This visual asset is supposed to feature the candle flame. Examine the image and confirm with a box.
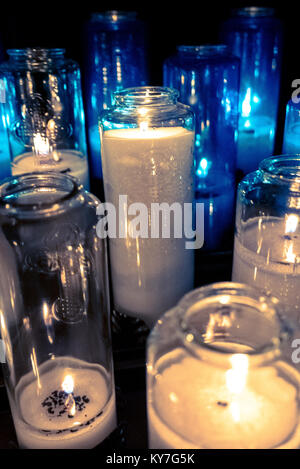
[139,121,149,132]
[285,214,299,234]
[33,133,50,155]
[62,374,74,394]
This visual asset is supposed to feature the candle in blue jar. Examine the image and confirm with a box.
[220,7,283,175]
[83,11,148,186]
[282,99,300,154]
[163,45,239,252]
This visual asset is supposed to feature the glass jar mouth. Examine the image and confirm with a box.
[177,44,229,57]
[0,172,81,218]
[114,86,179,107]
[233,6,275,17]
[259,155,300,187]
[177,282,287,367]
[7,48,66,62]
[91,10,137,22]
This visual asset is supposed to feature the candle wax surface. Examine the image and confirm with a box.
[232,217,300,321]
[9,357,116,449]
[148,348,300,449]
[101,126,195,326]
[12,150,90,190]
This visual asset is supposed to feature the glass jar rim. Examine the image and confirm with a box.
[0,172,82,218]
[91,10,137,22]
[114,86,179,107]
[259,155,300,187]
[7,48,66,60]
[232,6,275,17]
[175,282,288,367]
[177,44,229,56]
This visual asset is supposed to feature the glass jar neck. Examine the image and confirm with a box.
[233,6,275,17]
[177,44,229,58]
[7,48,66,66]
[0,173,82,219]
[259,155,300,189]
[114,86,179,108]
[177,282,287,368]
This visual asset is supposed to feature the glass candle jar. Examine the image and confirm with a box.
[99,86,195,327]
[282,99,300,154]
[163,45,239,252]
[147,282,300,449]
[0,173,116,449]
[0,48,90,189]
[83,11,148,187]
[232,155,300,323]
[221,7,283,175]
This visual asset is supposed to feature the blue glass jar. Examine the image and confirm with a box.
[282,99,300,154]
[83,11,148,187]
[221,7,283,175]
[0,48,90,189]
[164,45,239,252]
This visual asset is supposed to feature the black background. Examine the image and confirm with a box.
[0,0,299,152]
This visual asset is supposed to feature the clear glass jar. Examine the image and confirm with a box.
[0,48,90,189]
[282,99,300,154]
[163,45,239,252]
[0,173,116,448]
[147,282,300,449]
[83,11,148,186]
[99,86,195,327]
[221,7,283,175]
[232,155,300,323]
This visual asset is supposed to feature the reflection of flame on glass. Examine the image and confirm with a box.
[62,374,76,417]
[226,354,249,423]
[284,214,299,264]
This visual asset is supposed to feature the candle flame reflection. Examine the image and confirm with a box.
[284,214,299,264]
[226,354,249,423]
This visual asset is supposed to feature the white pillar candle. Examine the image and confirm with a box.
[101,126,195,326]
[8,357,117,449]
[11,150,90,190]
[148,348,300,449]
[232,216,300,322]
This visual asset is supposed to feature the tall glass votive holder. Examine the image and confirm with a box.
[0,173,116,449]
[282,99,300,154]
[83,11,148,190]
[221,7,283,176]
[99,86,195,328]
[163,45,239,253]
[0,48,90,189]
[147,282,300,449]
[232,155,300,324]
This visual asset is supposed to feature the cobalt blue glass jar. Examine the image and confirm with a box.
[221,7,283,175]
[164,45,239,252]
[83,11,148,190]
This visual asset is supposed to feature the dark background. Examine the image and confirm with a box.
[0,0,298,152]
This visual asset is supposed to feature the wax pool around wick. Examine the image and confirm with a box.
[9,356,116,449]
[148,348,300,449]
